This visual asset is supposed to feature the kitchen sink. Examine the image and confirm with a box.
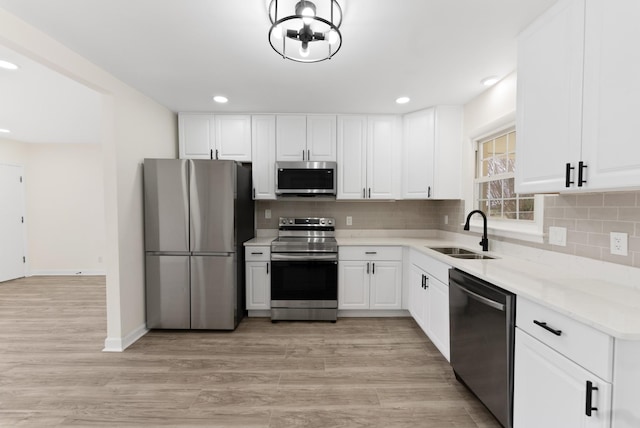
[428,247,497,260]
[429,247,477,255]
[448,253,496,260]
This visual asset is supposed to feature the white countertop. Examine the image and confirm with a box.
[244,233,640,340]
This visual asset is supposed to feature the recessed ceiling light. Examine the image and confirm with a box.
[213,95,228,104]
[481,76,499,87]
[396,96,410,104]
[0,60,19,70]
[0,128,11,133]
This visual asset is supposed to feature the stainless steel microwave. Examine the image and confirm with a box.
[275,161,337,196]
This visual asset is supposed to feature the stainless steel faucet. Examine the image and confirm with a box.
[463,210,489,252]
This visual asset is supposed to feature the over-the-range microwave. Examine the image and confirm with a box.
[275,161,337,196]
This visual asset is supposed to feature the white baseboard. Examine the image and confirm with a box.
[30,269,106,276]
[103,323,148,352]
[338,309,411,318]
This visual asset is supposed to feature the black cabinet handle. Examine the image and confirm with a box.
[363,188,366,198]
[253,188,256,199]
[533,320,562,336]
[372,262,375,275]
[210,149,214,160]
[585,381,598,416]
[421,274,425,289]
[215,149,219,159]
[366,262,370,274]
[368,188,371,198]
[266,262,269,275]
[365,251,377,255]
[251,252,263,255]
[578,161,587,187]
[428,186,431,198]
[565,163,575,188]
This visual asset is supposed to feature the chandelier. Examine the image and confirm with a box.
[267,0,344,63]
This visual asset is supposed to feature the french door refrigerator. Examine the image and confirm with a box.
[143,159,254,330]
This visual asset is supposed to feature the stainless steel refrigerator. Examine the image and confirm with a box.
[143,159,254,330]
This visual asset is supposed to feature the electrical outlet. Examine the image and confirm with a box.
[265,209,271,219]
[346,216,352,226]
[444,215,449,225]
[610,232,628,256]
[548,226,567,246]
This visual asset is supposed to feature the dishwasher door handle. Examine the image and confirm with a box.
[457,284,505,311]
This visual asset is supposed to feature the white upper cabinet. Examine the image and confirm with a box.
[178,114,215,159]
[251,115,276,200]
[307,115,337,161]
[215,115,252,162]
[178,113,251,161]
[276,115,336,162]
[402,106,462,199]
[581,0,640,190]
[516,0,640,193]
[337,115,401,200]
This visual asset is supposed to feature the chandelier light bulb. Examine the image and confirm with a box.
[299,44,310,58]
[327,29,339,45]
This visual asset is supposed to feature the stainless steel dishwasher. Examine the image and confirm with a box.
[449,268,516,428]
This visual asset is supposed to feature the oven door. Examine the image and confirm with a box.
[270,253,338,308]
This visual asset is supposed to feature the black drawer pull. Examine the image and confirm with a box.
[585,381,598,416]
[533,320,562,336]
[251,252,263,255]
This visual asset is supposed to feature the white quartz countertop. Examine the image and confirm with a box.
[244,235,640,340]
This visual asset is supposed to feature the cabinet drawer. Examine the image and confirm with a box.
[245,246,270,261]
[339,246,402,261]
[410,249,451,284]
[516,297,613,381]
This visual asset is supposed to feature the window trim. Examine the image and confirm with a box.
[465,112,544,244]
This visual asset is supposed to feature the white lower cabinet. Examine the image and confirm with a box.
[514,296,613,428]
[338,247,402,310]
[409,250,450,361]
[245,246,270,310]
[514,329,612,428]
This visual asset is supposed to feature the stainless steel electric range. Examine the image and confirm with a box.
[270,217,338,322]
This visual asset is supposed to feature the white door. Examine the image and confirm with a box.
[426,276,450,361]
[402,108,435,199]
[251,115,276,200]
[0,165,26,282]
[369,261,402,310]
[276,115,307,161]
[246,261,270,310]
[215,115,252,162]
[338,260,369,309]
[367,116,400,199]
[178,113,215,159]
[409,264,427,331]
[307,115,336,161]
[515,0,585,193]
[581,0,640,191]
[513,328,612,428]
[337,116,367,199]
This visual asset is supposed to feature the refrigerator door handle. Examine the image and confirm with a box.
[146,251,191,256]
[193,252,234,256]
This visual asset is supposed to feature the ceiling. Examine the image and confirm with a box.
[0,0,557,144]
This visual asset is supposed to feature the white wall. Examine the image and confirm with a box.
[461,71,517,209]
[25,143,105,274]
[1,139,105,274]
[0,9,177,351]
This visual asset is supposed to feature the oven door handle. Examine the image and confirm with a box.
[271,253,338,261]
[455,283,505,312]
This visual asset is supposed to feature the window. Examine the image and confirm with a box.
[476,129,535,222]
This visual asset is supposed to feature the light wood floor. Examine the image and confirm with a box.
[0,276,501,427]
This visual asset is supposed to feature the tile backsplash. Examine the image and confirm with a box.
[435,191,640,268]
[256,200,439,230]
[257,191,640,268]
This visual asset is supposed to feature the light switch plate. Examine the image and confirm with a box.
[610,232,628,256]
[548,226,567,246]
[346,216,353,226]
[265,209,271,219]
